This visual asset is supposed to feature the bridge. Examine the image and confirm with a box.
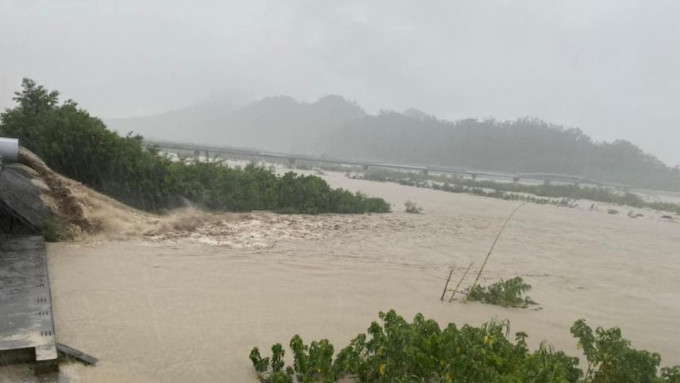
[145,139,430,173]
[145,139,630,190]
[514,173,629,189]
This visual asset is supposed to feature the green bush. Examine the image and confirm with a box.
[571,319,668,383]
[250,310,678,383]
[0,79,390,215]
[466,276,537,308]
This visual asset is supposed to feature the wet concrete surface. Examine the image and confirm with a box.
[0,165,50,232]
[0,235,57,371]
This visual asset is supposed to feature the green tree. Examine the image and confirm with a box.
[0,79,390,215]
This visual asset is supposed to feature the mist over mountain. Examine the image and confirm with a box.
[106,93,249,142]
[106,96,680,191]
[107,94,366,153]
[401,108,437,121]
[329,113,680,190]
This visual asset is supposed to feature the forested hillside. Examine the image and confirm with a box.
[328,112,680,191]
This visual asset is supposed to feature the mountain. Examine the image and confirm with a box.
[198,95,366,153]
[106,93,248,143]
[106,94,366,153]
[402,108,437,121]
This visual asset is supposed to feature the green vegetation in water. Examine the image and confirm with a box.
[354,168,680,215]
[404,200,423,214]
[0,79,390,215]
[466,276,536,308]
[249,310,680,383]
[41,216,66,242]
[356,169,576,208]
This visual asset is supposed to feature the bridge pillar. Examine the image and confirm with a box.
[470,173,477,180]
[288,157,296,168]
[513,176,520,183]
[422,168,429,176]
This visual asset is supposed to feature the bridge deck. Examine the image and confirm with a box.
[147,139,631,190]
[0,235,58,371]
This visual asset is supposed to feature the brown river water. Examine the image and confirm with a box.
[2,172,679,382]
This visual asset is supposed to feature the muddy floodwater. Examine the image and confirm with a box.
[3,172,680,382]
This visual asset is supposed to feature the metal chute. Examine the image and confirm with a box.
[0,137,19,165]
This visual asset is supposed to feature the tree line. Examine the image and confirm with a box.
[325,112,680,191]
[0,79,390,214]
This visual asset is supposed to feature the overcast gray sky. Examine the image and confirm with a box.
[1,0,679,165]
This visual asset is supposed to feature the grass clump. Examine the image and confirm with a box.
[250,310,680,383]
[404,200,423,214]
[466,276,536,308]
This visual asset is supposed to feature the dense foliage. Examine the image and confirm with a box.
[330,112,680,191]
[250,310,679,383]
[466,277,537,308]
[571,320,680,383]
[0,79,390,214]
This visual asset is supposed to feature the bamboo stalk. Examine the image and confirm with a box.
[440,265,455,301]
[449,262,474,302]
[463,203,525,303]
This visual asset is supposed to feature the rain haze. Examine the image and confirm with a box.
[1,0,679,165]
[2,2,680,383]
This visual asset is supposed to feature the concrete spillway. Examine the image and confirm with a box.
[0,235,58,372]
[0,164,51,233]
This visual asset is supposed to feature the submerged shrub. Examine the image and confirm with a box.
[404,200,423,214]
[466,277,536,308]
[357,168,680,215]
